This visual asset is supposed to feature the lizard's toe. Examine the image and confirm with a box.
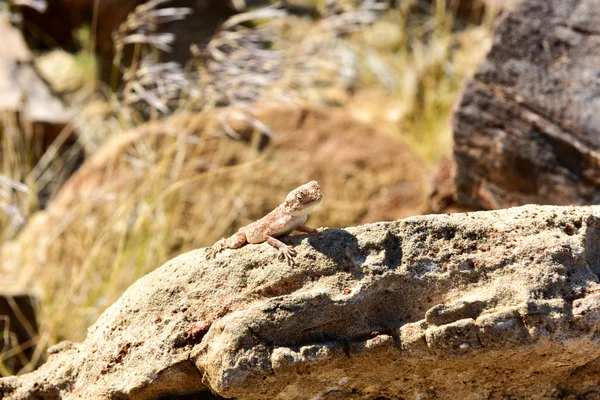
[206,245,222,259]
[286,256,295,267]
[278,246,296,265]
[283,251,295,266]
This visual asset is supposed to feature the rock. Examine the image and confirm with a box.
[0,295,39,375]
[453,0,600,210]
[428,155,471,214]
[262,106,431,224]
[0,12,31,62]
[0,14,72,124]
[0,61,73,124]
[34,50,89,95]
[3,205,600,398]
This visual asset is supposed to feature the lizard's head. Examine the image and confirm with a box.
[283,181,323,216]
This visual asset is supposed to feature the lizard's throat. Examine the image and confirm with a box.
[285,200,321,215]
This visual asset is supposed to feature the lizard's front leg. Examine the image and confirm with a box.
[206,231,247,259]
[295,225,324,234]
[264,235,297,266]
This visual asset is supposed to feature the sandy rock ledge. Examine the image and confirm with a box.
[3,205,600,399]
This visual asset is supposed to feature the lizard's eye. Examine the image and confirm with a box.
[296,193,304,201]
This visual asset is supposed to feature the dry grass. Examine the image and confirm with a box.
[0,0,496,376]
[345,0,496,161]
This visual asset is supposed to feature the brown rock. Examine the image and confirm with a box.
[3,205,600,398]
[453,0,600,210]
[261,106,431,224]
[428,155,471,214]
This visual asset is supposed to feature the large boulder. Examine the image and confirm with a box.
[453,0,600,210]
[2,205,600,398]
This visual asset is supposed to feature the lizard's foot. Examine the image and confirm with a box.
[206,243,223,259]
[277,245,297,266]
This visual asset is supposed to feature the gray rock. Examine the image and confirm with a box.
[0,13,72,124]
[453,0,600,209]
[3,205,600,399]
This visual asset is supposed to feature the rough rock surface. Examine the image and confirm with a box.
[3,205,600,399]
[453,0,600,210]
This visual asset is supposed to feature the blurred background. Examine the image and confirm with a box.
[0,0,513,376]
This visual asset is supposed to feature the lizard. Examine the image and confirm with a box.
[206,181,324,265]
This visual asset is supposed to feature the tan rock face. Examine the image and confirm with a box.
[453,0,600,210]
[3,205,600,399]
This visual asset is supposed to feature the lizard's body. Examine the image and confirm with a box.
[207,181,323,265]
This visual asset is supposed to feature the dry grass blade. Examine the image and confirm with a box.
[0,175,30,238]
[221,5,287,30]
[323,0,388,34]
[121,59,198,120]
[202,23,286,108]
[121,32,176,52]
[111,0,193,88]
[0,175,29,194]
[8,0,47,12]
[118,0,192,34]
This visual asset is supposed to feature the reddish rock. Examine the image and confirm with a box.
[428,156,471,214]
[453,0,600,210]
